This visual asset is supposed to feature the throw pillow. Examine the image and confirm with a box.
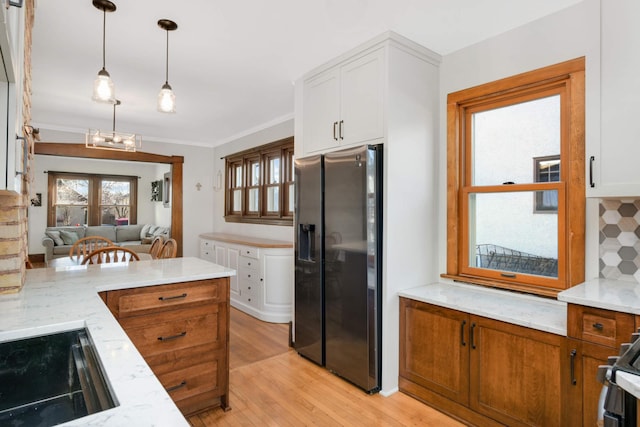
[45,230,64,246]
[59,230,79,245]
[140,224,152,240]
[141,237,153,244]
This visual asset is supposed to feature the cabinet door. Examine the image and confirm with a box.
[302,68,340,155]
[0,4,23,194]
[226,246,240,298]
[589,0,640,196]
[262,251,293,313]
[340,48,384,146]
[399,298,470,404]
[470,316,568,427]
[566,339,614,427]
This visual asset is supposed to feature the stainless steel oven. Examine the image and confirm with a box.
[599,335,640,427]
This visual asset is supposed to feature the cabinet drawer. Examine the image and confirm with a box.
[157,356,225,409]
[123,306,223,358]
[239,247,259,259]
[238,267,260,285]
[107,279,227,318]
[567,304,635,347]
[238,256,259,271]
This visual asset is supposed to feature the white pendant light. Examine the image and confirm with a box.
[157,19,178,113]
[92,0,116,103]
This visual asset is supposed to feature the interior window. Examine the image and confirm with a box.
[224,136,293,225]
[48,172,137,227]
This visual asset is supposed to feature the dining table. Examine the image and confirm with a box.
[47,252,152,268]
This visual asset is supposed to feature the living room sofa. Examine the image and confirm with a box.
[42,224,170,261]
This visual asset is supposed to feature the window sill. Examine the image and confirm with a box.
[224,215,292,227]
[440,273,561,299]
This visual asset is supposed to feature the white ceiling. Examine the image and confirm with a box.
[29,0,583,148]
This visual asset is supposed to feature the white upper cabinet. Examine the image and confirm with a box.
[0,3,24,194]
[588,0,640,197]
[296,32,440,159]
[301,48,384,155]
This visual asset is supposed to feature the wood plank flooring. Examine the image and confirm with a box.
[188,308,463,426]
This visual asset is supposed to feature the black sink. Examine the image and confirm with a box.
[0,328,117,426]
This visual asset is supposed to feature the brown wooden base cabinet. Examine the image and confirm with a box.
[566,304,636,427]
[101,278,230,416]
[399,297,575,427]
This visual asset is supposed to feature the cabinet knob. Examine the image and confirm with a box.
[248,286,251,290]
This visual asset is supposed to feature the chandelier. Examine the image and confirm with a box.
[86,100,141,152]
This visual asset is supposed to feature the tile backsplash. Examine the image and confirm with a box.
[600,199,640,282]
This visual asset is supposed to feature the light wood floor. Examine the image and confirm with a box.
[188,308,464,427]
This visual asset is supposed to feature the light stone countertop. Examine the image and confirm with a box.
[557,278,640,314]
[398,281,567,335]
[199,232,293,248]
[616,372,640,399]
[0,257,236,427]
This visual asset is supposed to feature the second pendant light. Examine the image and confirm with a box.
[157,19,178,113]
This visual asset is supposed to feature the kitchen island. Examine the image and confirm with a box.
[0,257,235,426]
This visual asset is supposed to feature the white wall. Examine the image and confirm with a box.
[28,129,216,258]
[437,0,601,276]
[212,118,295,242]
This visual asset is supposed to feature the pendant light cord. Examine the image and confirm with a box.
[102,8,106,69]
[112,100,120,132]
[165,29,169,84]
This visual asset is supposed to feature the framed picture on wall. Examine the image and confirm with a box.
[151,180,163,202]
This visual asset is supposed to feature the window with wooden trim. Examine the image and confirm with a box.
[224,136,294,226]
[444,58,585,297]
[47,172,138,227]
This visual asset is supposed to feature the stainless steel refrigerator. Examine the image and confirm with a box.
[294,144,382,393]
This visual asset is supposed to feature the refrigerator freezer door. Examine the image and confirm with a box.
[294,155,324,366]
[324,144,381,392]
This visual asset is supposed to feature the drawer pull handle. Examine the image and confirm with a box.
[158,331,187,341]
[158,293,187,301]
[470,323,477,349]
[166,381,187,392]
[593,322,604,331]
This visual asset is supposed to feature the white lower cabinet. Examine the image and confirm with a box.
[199,234,293,323]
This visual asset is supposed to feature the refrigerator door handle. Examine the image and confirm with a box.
[298,223,316,262]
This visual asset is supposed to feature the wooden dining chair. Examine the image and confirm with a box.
[81,246,141,265]
[70,236,114,261]
[157,238,177,259]
[149,235,165,259]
